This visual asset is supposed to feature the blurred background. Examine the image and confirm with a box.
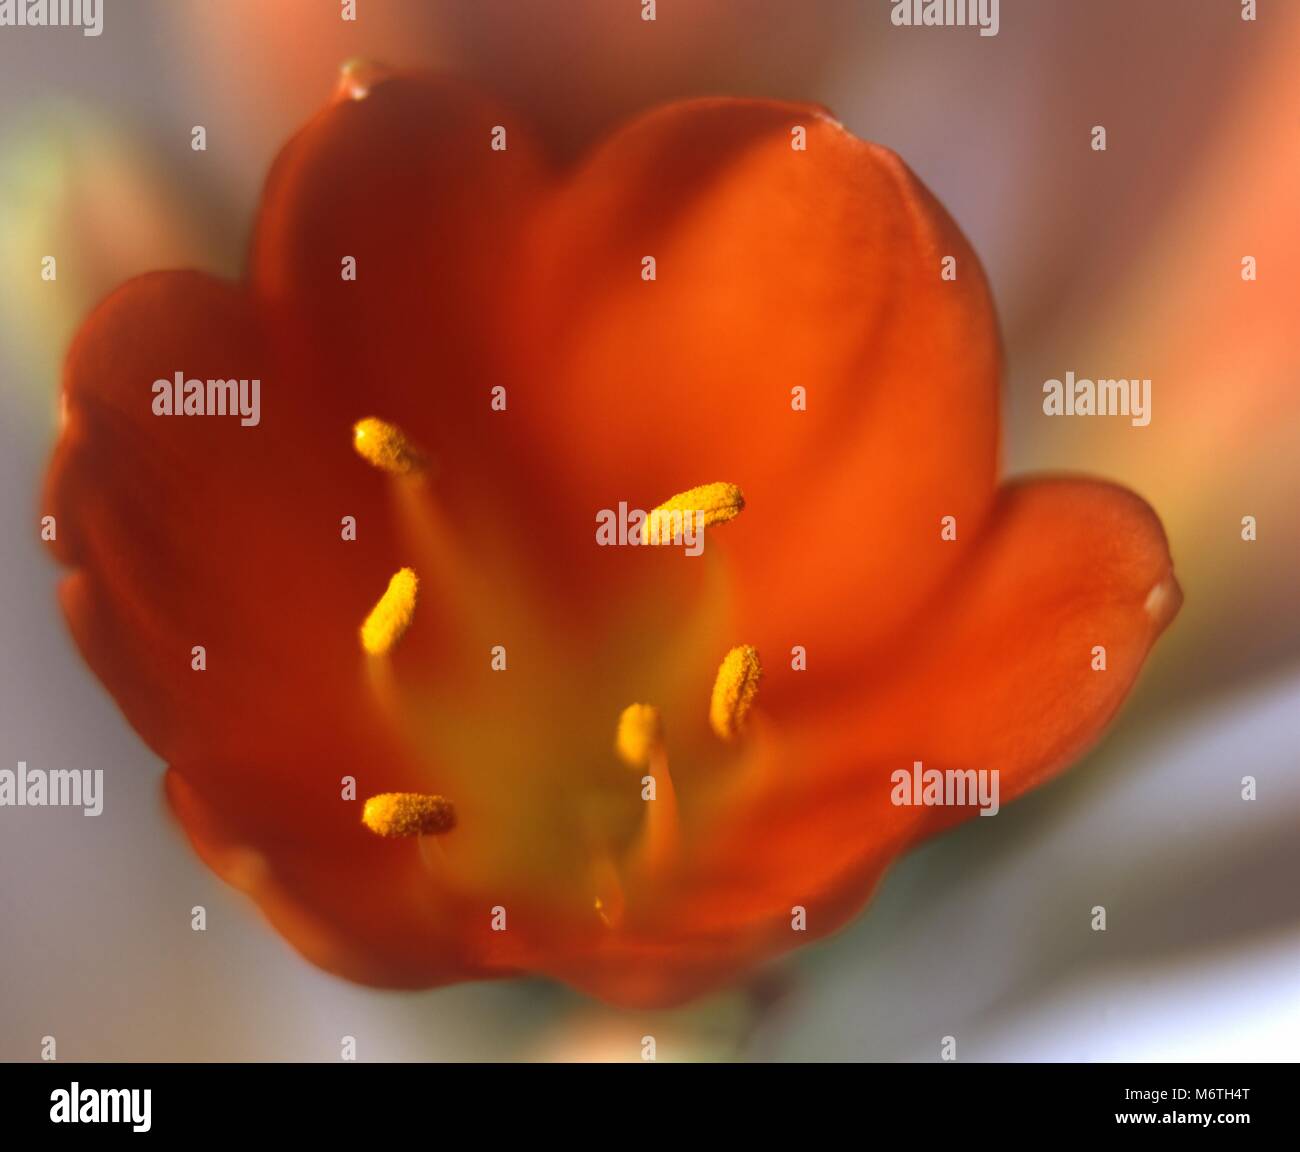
[1,0,1297,1060]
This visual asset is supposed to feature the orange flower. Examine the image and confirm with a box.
[43,72,1180,1007]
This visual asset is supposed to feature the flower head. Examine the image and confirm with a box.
[43,71,1179,1006]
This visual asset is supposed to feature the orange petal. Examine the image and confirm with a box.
[246,72,599,622]
[840,476,1181,811]
[535,477,1179,1005]
[43,271,421,806]
[512,98,1002,670]
[249,72,552,506]
[164,770,490,989]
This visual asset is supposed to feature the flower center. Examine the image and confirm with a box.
[347,416,761,925]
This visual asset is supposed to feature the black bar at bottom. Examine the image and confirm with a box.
[0,1060,1287,1139]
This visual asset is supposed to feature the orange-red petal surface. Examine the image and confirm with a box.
[524,478,1179,1004]
[512,98,1002,672]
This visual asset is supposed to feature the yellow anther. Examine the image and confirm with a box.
[352,417,425,475]
[615,704,663,768]
[615,703,680,877]
[642,482,745,545]
[360,567,418,655]
[362,792,456,838]
[709,645,762,740]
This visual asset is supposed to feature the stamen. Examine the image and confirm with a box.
[352,417,425,475]
[592,854,626,929]
[361,792,456,838]
[642,482,745,545]
[615,703,663,768]
[615,703,679,877]
[360,567,418,655]
[709,644,762,740]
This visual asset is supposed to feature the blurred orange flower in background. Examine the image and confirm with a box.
[43,73,1179,1006]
